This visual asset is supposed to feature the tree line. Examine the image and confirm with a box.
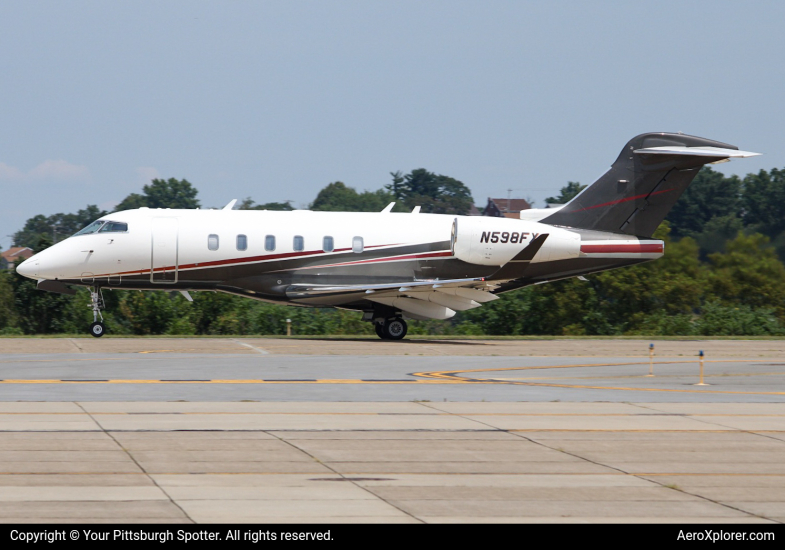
[2,167,785,336]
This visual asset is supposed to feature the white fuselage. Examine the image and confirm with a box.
[16,207,663,317]
[17,208,591,282]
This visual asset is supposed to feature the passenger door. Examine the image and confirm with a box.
[151,217,179,283]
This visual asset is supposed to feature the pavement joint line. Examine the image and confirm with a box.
[4,412,785,417]
[231,339,269,355]
[265,430,424,524]
[671,408,785,447]
[500,407,772,522]
[2,469,785,476]
[67,339,84,353]
[73,401,195,524]
[418,401,698,509]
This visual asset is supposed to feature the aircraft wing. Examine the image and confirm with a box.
[287,277,499,300]
[287,277,499,320]
[286,236,549,320]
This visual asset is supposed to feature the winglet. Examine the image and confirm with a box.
[381,202,395,213]
[223,199,238,211]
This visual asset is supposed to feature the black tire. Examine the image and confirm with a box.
[90,322,105,338]
[383,318,407,340]
[375,323,387,339]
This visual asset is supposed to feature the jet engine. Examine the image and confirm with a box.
[451,216,580,266]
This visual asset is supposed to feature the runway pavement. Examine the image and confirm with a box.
[0,337,783,523]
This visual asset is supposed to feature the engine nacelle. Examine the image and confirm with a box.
[452,216,580,266]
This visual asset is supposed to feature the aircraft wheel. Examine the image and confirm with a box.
[90,322,106,338]
[375,323,387,339]
[383,318,407,341]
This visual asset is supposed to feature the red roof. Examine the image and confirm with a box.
[1,247,34,262]
[489,198,532,212]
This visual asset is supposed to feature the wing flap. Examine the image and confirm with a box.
[286,276,499,318]
[367,296,456,319]
[286,277,493,298]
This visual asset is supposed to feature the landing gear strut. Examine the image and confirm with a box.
[375,318,407,340]
[89,287,106,338]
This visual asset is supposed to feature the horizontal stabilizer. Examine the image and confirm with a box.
[634,146,760,160]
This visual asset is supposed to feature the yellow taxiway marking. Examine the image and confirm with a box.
[487,380,785,396]
[0,379,470,384]
[494,372,785,381]
[0,359,782,395]
[412,359,769,379]
[412,360,785,396]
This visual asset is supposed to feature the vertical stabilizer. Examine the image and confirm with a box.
[540,133,759,238]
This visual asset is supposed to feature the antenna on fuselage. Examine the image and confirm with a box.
[222,199,238,210]
[381,202,395,213]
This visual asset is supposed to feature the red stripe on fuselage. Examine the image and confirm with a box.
[581,243,663,254]
[88,243,410,278]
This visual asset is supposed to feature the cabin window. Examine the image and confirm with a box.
[237,234,247,251]
[323,236,334,252]
[293,235,304,252]
[99,221,128,233]
[352,236,364,253]
[265,235,276,252]
[208,234,219,251]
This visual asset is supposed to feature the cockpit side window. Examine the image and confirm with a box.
[99,222,128,233]
[73,220,105,236]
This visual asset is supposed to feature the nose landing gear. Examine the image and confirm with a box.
[89,287,106,338]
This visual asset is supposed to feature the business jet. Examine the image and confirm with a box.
[16,132,759,339]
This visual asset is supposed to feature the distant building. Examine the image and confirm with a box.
[484,197,532,218]
[1,247,34,271]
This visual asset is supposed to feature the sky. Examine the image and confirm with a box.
[1,1,783,247]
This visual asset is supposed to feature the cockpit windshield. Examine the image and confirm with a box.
[99,221,128,233]
[73,220,105,236]
[73,220,129,237]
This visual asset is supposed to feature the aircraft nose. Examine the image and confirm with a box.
[15,258,37,279]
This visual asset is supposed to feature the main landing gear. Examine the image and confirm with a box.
[375,318,408,340]
[89,287,106,338]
